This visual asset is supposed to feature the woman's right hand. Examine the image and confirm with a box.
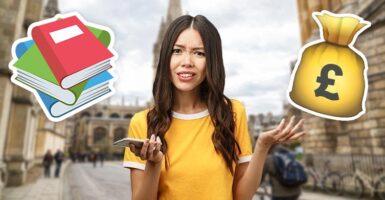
[129,134,163,164]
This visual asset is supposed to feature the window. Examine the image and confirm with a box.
[110,113,120,118]
[93,127,107,144]
[124,113,133,119]
[80,112,91,118]
[113,127,126,142]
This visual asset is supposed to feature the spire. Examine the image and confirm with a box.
[152,0,183,74]
[166,0,182,22]
[44,0,60,18]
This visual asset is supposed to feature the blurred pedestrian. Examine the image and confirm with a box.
[43,150,53,178]
[69,149,76,162]
[263,144,305,200]
[98,151,105,167]
[91,151,97,168]
[54,149,64,178]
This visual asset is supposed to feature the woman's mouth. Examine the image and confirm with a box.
[177,72,195,81]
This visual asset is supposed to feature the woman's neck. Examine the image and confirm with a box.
[173,89,206,114]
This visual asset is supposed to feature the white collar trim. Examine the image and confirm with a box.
[172,109,209,120]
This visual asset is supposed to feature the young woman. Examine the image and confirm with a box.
[123,15,305,200]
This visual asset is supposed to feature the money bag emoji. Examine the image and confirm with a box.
[288,10,371,121]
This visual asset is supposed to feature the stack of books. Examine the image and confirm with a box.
[10,14,116,121]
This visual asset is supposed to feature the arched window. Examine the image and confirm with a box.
[93,127,107,144]
[110,113,120,118]
[95,112,103,117]
[114,127,126,142]
[80,112,91,118]
[124,113,133,119]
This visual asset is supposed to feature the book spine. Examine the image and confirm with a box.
[32,26,66,87]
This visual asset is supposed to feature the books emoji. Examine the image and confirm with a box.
[32,15,113,89]
[13,26,111,105]
[9,12,117,122]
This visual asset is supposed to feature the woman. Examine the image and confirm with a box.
[43,150,53,178]
[123,15,305,200]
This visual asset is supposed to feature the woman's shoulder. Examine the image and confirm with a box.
[130,109,150,125]
[229,99,246,113]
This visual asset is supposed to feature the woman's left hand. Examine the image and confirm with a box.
[258,116,305,148]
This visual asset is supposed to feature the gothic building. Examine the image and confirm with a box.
[72,0,183,159]
[0,0,68,194]
[152,0,182,74]
[72,102,145,159]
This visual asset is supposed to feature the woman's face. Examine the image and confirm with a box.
[169,28,206,93]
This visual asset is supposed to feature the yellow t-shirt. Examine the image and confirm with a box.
[123,99,252,200]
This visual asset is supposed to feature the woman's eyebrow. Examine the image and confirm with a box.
[173,44,204,51]
[193,47,205,51]
[174,44,185,48]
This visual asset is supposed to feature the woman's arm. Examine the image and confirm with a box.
[129,135,163,200]
[234,116,305,200]
[131,162,162,200]
[233,139,272,200]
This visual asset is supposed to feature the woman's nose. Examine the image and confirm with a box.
[181,53,193,67]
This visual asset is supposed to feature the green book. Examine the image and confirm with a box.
[13,26,111,105]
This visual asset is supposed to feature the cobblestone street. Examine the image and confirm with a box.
[2,161,366,200]
[64,162,131,200]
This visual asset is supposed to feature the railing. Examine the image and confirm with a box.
[303,154,385,176]
[303,154,385,199]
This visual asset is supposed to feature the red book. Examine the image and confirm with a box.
[32,15,113,89]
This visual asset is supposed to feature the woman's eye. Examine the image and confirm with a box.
[195,51,205,57]
[172,49,182,54]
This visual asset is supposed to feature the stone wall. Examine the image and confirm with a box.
[295,0,385,176]
[0,0,29,189]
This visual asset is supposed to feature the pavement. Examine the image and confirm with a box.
[2,161,365,200]
[253,190,362,200]
[299,192,362,200]
[2,160,70,200]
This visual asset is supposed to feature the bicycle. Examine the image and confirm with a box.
[341,161,385,200]
[305,160,343,195]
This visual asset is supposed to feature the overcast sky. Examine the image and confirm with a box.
[59,0,302,115]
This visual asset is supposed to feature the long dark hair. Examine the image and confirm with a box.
[147,15,241,174]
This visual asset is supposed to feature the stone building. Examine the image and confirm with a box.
[72,102,145,159]
[71,0,183,159]
[294,0,385,172]
[0,0,69,192]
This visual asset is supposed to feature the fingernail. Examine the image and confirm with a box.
[151,134,155,140]
[156,136,161,144]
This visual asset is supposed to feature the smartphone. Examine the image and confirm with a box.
[113,138,145,148]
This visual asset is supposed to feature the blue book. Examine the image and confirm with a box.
[37,71,112,117]
[15,40,34,58]
[15,39,114,119]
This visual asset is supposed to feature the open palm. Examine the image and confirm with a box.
[258,116,305,147]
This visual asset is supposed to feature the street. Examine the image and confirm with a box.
[64,162,360,200]
[64,162,132,200]
[3,161,362,200]
[65,161,269,200]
